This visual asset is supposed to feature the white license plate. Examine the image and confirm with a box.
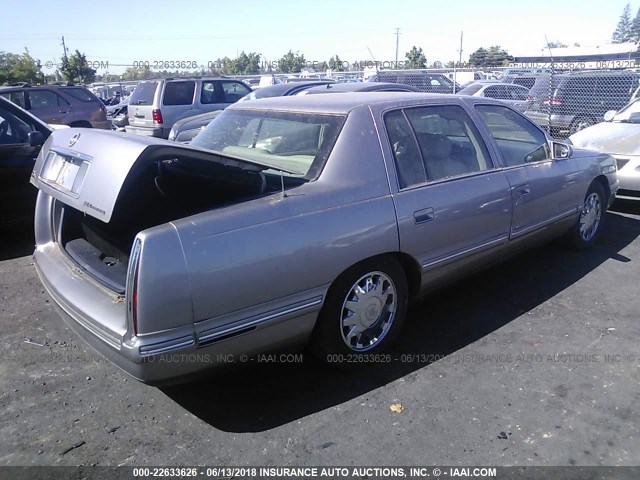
[41,153,84,194]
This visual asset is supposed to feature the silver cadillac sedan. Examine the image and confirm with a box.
[31,93,618,384]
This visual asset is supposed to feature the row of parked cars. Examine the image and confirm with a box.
[0,71,636,385]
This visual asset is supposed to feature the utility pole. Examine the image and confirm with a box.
[395,28,400,68]
[61,36,68,61]
[453,31,463,93]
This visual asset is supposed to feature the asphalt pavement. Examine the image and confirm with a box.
[1,202,639,467]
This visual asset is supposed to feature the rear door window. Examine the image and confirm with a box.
[163,81,195,106]
[27,90,69,110]
[129,81,158,105]
[0,91,27,109]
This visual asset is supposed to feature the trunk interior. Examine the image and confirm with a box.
[59,155,301,293]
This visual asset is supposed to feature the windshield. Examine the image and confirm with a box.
[612,98,640,122]
[190,109,346,178]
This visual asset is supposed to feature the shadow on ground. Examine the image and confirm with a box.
[163,210,640,432]
[0,224,34,262]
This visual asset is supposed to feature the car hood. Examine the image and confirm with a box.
[569,121,640,156]
[173,110,222,131]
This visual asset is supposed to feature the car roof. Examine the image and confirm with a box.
[253,81,331,96]
[305,82,420,93]
[228,92,502,114]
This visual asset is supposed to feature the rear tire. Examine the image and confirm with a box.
[567,181,606,249]
[310,257,408,369]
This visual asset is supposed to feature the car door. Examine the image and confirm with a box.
[220,80,252,104]
[474,104,582,239]
[0,101,47,224]
[383,103,512,274]
[26,89,72,125]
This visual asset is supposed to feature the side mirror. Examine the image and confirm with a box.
[603,110,617,122]
[28,131,45,147]
[550,141,572,160]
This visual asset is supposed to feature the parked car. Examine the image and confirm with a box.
[107,97,130,131]
[0,84,110,130]
[502,73,543,90]
[303,82,420,94]
[570,98,640,201]
[167,81,333,143]
[0,97,52,227]
[524,71,640,136]
[31,93,617,384]
[373,71,459,93]
[458,82,530,111]
[126,77,252,138]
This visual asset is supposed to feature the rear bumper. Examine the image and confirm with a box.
[34,241,317,385]
[524,111,574,131]
[125,125,167,138]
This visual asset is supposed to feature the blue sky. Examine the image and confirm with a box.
[0,0,635,74]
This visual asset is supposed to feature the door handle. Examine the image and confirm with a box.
[58,110,68,113]
[517,184,531,196]
[413,207,434,224]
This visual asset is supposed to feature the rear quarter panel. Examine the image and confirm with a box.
[174,106,400,331]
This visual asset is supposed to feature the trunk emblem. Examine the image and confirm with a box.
[68,132,81,147]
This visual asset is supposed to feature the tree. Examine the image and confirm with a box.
[404,46,427,69]
[612,3,633,43]
[0,49,44,85]
[60,49,96,83]
[277,50,306,73]
[229,52,261,75]
[631,7,640,43]
[469,46,513,67]
[328,55,346,72]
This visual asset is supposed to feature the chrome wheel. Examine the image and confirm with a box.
[579,192,602,242]
[340,271,397,351]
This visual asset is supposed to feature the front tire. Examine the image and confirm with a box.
[311,257,408,367]
[568,181,606,248]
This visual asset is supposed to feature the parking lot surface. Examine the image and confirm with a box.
[1,202,639,467]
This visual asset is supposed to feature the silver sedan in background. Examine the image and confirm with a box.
[458,82,530,111]
[31,93,617,384]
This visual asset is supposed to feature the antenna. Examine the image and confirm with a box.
[366,47,377,64]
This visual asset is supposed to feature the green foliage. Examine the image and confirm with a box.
[328,55,346,72]
[60,50,96,83]
[631,6,640,43]
[277,50,306,73]
[404,46,427,69]
[468,46,513,67]
[0,49,44,85]
[612,3,633,43]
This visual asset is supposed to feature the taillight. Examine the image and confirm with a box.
[543,97,563,105]
[152,109,163,124]
[131,262,140,336]
[127,239,142,336]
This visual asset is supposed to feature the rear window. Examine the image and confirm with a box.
[529,75,563,97]
[163,81,195,106]
[62,87,99,102]
[129,81,158,105]
[458,84,483,95]
[191,109,346,179]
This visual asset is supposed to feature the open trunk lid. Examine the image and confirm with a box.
[30,128,272,224]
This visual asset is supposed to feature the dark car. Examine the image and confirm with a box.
[524,71,640,137]
[0,85,110,129]
[167,80,333,143]
[303,82,421,94]
[373,71,459,93]
[0,97,51,227]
